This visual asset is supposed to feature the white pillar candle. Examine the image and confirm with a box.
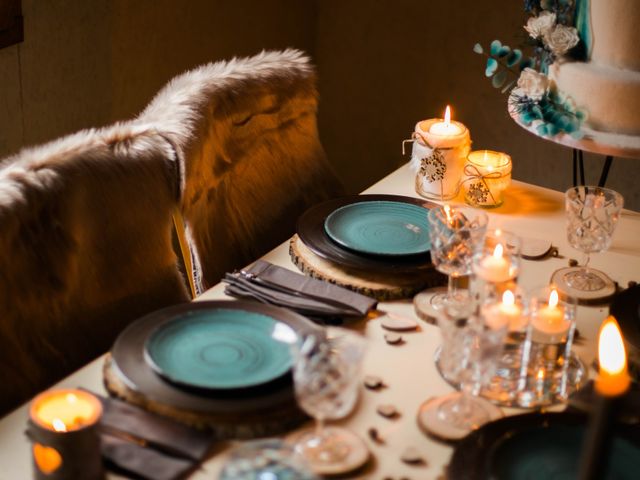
[463,150,512,207]
[410,105,471,200]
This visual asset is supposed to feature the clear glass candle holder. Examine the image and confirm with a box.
[462,150,512,208]
[472,229,521,305]
[479,286,531,406]
[517,285,586,407]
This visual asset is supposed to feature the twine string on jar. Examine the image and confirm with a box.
[462,164,505,205]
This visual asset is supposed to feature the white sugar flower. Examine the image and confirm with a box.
[524,11,556,39]
[544,24,580,56]
[517,68,549,101]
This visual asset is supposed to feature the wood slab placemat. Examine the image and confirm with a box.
[103,354,307,438]
[290,235,445,301]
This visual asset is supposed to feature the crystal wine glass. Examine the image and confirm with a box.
[564,186,623,292]
[421,310,507,439]
[425,205,488,316]
[290,327,367,474]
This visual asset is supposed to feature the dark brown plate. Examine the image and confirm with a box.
[448,412,640,480]
[297,194,436,274]
[110,300,319,415]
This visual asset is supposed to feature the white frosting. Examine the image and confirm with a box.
[550,61,640,135]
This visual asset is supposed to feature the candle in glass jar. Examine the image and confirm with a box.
[475,243,511,283]
[463,150,512,207]
[532,289,569,337]
[483,290,525,331]
[410,105,471,200]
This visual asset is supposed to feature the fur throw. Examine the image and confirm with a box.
[0,124,189,414]
[137,49,344,290]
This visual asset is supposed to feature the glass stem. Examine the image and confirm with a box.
[448,274,459,301]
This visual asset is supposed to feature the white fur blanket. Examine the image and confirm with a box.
[0,124,189,413]
[137,49,344,290]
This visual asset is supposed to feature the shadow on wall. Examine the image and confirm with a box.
[314,0,640,211]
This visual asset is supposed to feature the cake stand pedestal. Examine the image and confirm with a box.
[508,93,640,187]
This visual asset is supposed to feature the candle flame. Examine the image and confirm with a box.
[66,393,77,404]
[548,289,559,308]
[599,316,627,376]
[537,368,545,381]
[52,419,67,432]
[444,204,452,224]
[502,290,515,306]
[493,243,504,259]
[444,105,451,126]
[483,150,488,163]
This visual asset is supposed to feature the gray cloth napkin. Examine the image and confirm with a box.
[86,391,215,480]
[223,260,377,318]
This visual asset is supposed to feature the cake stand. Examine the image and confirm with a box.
[509,93,636,304]
[508,92,640,187]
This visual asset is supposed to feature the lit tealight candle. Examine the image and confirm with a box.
[476,243,512,283]
[482,290,525,331]
[30,390,102,432]
[428,106,464,136]
[532,289,569,340]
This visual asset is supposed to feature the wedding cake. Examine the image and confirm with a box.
[549,0,640,136]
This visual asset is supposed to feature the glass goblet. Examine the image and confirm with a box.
[422,311,507,439]
[426,205,488,316]
[564,186,623,292]
[290,328,367,474]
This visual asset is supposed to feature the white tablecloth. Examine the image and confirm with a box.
[2,164,639,479]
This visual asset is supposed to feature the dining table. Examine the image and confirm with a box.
[1,163,639,479]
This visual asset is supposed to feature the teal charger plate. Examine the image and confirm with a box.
[324,200,431,256]
[448,412,640,480]
[144,309,296,391]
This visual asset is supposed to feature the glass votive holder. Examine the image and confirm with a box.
[220,439,318,480]
[462,150,512,208]
[26,389,103,480]
[479,286,530,406]
[517,286,586,407]
[472,229,521,301]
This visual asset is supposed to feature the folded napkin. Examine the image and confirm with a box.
[223,260,377,319]
[87,391,216,480]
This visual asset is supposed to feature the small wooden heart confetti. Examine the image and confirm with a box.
[364,375,384,390]
[384,333,403,345]
[401,447,426,465]
[367,427,384,444]
[381,314,418,332]
[376,404,399,418]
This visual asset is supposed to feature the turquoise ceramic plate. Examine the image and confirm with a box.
[323,200,430,256]
[144,309,297,390]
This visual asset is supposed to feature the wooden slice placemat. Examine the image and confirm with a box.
[290,235,445,301]
[103,354,307,438]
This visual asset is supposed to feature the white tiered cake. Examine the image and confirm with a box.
[549,0,640,136]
